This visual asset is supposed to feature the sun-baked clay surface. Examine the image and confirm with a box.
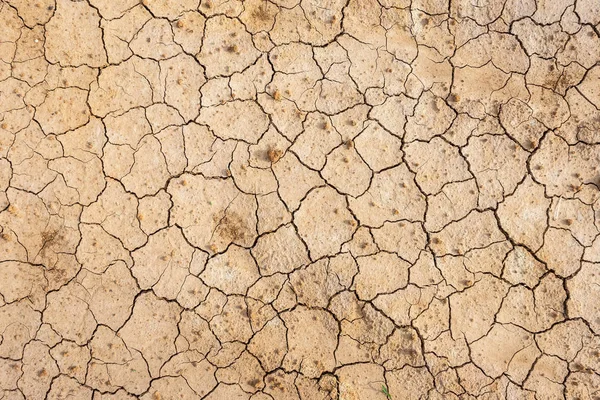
[1,0,600,398]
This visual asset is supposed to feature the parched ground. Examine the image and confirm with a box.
[0,0,600,399]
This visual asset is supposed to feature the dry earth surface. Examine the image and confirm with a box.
[1,0,600,398]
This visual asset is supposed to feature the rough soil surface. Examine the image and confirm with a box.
[1,0,600,399]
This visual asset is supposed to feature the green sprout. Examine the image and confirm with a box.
[381,384,392,399]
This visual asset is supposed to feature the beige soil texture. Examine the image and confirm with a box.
[2,0,600,399]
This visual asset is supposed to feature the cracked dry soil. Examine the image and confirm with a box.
[1,0,600,399]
